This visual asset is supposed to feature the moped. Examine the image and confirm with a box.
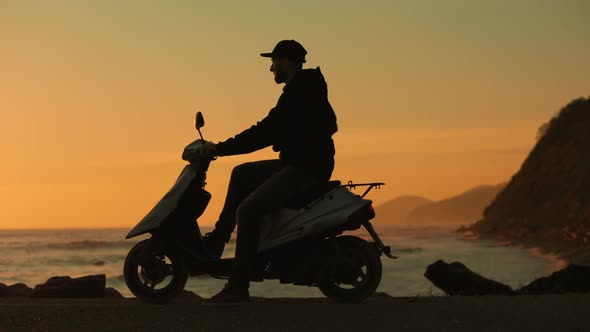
[123,112,396,303]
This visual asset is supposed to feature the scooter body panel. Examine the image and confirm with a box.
[126,165,198,239]
[258,187,371,251]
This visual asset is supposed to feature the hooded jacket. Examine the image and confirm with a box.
[216,67,337,181]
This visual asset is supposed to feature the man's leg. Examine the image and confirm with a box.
[207,166,318,302]
[204,160,282,256]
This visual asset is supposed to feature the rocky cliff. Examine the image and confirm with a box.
[470,97,590,263]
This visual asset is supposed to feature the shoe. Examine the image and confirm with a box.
[206,284,249,304]
[202,232,225,260]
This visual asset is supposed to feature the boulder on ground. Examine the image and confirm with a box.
[424,260,515,295]
[104,287,125,299]
[0,283,34,297]
[518,264,590,294]
[179,290,203,299]
[33,274,106,298]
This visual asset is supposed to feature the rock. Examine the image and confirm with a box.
[104,287,125,299]
[424,260,515,295]
[518,264,590,294]
[0,283,34,297]
[178,290,203,299]
[43,276,72,287]
[33,274,106,298]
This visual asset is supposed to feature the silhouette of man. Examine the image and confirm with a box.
[203,40,338,303]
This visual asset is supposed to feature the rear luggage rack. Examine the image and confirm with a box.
[342,181,385,198]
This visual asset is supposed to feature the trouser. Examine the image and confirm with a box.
[211,159,318,289]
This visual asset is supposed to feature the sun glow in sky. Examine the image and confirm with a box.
[1,0,589,229]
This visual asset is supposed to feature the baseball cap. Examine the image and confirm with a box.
[260,40,307,63]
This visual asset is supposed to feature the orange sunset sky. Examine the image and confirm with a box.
[1,1,589,229]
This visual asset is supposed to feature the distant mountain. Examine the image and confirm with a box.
[470,97,590,264]
[405,183,507,225]
[373,196,432,223]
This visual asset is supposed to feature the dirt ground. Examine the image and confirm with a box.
[1,294,589,332]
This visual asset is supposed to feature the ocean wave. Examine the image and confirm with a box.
[395,247,424,253]
[45,254,125,267]
[47,240,132,250]
[108,275,125,282]
[4,240,137,251]
[0,258,13,265]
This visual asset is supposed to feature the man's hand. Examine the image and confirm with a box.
[199,143,218,159]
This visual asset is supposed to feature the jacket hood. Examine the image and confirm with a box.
[283,67,328,95]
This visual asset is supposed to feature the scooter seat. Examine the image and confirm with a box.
[284,180,342,209]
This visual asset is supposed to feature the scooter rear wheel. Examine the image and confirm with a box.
[318,236,382,303]
[124,239,188,304]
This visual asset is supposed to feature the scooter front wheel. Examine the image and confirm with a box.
[124,239,188,304]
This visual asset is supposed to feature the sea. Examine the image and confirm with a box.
[0,225,566,298]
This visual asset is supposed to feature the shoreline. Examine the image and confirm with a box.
[461,229,590,266]
[1,226,584,301]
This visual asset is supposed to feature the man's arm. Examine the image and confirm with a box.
[215,107,284,157]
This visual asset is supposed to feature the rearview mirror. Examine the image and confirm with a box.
[195,112,205,130]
